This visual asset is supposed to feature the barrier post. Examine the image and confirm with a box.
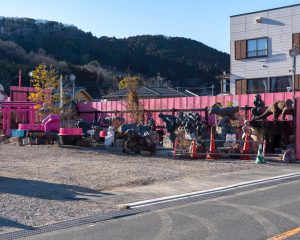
[190,140,198,159]
[206,127,219,160]
[240,134,251,160]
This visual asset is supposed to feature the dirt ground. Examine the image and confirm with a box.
[0,143,269,233]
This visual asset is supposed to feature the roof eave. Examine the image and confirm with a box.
[230,3,300,18]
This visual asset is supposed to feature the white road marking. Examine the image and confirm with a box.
[120,172,300,209]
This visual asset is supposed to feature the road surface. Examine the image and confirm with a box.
[17,176,300,240]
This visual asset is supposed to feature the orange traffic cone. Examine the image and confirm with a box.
[206,127,219,160]
[190,140,198,159]
[240,134,251,160]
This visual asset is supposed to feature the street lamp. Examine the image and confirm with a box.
[69,74,76,100]
[28,71,33,87]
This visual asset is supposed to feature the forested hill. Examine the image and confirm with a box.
[0,17,229,96]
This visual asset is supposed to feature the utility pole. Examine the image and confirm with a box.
[289,44,298,101]
[60,75,63,110]
[292,44,297,101]
[289,43,298,159]
[211,84,215,96]
[72,80,75,100]
[18,69,22,87]
[156,72,162,87]
[70,74,76,101]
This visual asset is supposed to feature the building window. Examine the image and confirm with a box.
[241,76,292,94]
[270,76,292,93]
[247,78,268,94]
[247,38,268,58]
[221,79,230,93]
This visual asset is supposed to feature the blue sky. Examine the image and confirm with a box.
[0,0,299,53]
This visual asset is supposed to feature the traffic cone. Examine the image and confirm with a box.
[190,140,198,159]
[240,134,251,160]
[256,143,266,164]
[206,127,219,160]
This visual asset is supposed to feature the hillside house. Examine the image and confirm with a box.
[102,86,195,100]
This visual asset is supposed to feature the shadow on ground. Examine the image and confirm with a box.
[0,177,113,200]
[0,217,34,230]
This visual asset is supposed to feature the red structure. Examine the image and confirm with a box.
[1,101,37,135]
[0,86,38,136]
[10,86,36,102]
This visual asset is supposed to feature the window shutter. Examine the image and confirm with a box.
[240,40,247,59]
[235,79,247,95]
[292,33,300,53]
[295,74,300,91]
[236,79,241,94]
[235,40,246,60]
[235,41,241,60]
[241,79,247,94]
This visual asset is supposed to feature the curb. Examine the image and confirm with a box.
[119,172,300,209]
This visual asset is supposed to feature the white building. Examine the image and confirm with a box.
[230,4,300,95]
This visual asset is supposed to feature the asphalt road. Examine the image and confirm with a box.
[22,178,300,240]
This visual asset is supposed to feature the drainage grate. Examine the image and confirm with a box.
[0,208,143,240]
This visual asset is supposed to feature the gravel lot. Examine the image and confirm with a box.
[0,143,270,233]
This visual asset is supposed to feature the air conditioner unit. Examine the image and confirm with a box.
[256,17,263,23]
